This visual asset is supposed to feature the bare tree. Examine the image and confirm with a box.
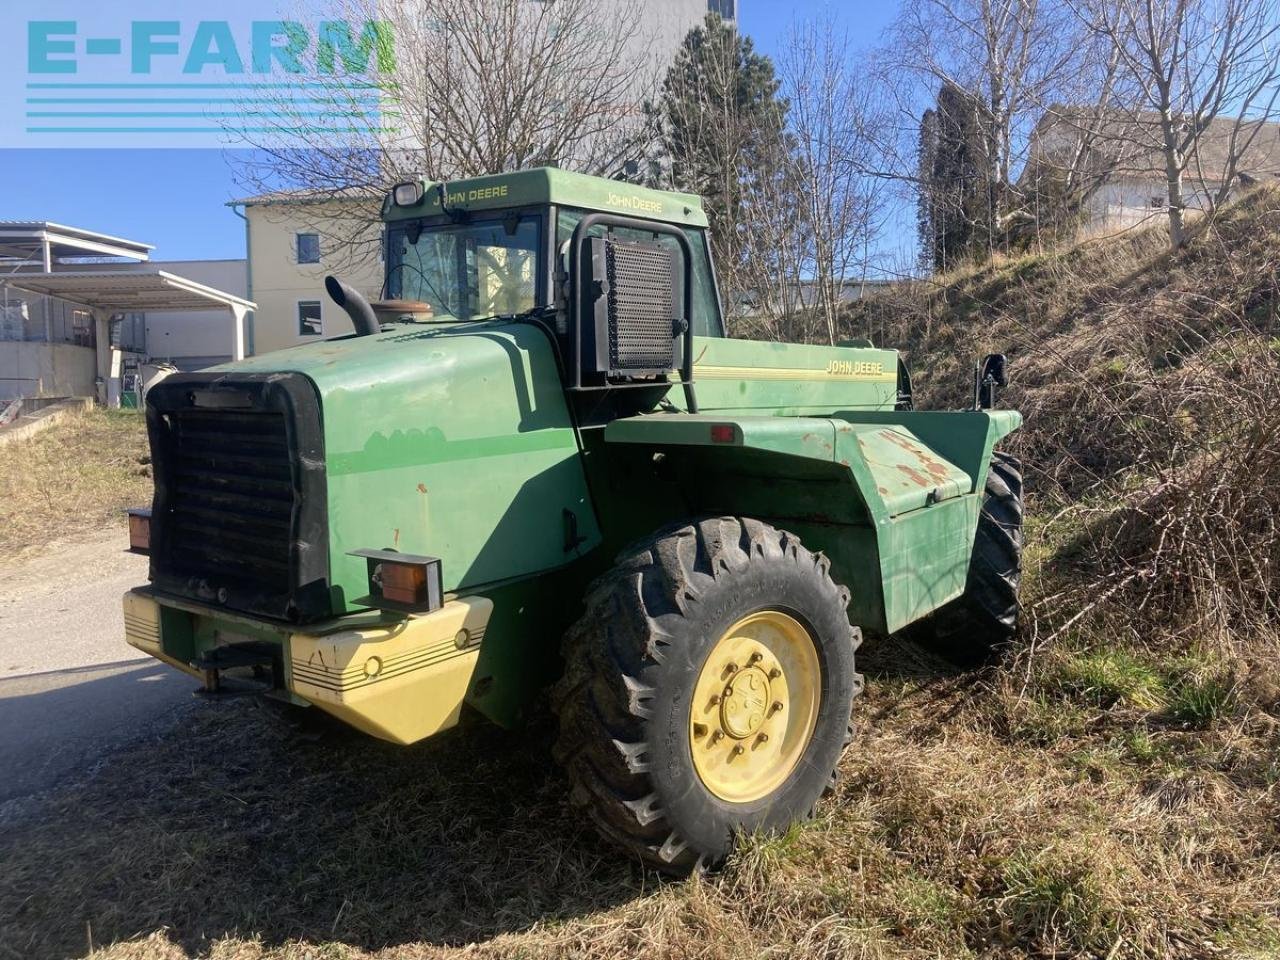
[881,0,1102,267]
[778,16,891,344]
[1073,0,1280,248]
[1016,34,1138,247]
[233,0,658,265]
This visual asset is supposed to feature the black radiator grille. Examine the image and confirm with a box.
[146,372,330,623]
[166,409,294,590]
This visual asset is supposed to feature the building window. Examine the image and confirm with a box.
[296,232,321,264]
[708,0,735,17]
[298,300,323,337]
[71,309,94,347]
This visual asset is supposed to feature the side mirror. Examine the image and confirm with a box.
[974,353,1007,409]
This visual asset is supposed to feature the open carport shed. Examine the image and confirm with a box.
[0,269,256,406]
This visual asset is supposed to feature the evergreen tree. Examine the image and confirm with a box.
[648,14,792,312]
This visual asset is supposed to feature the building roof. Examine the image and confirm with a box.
[0,221,153,264]
[228,185,382,207]
[0,269,255,314]
[1030,109,1280,183]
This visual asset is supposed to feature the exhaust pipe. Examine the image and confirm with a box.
[324,275,381,337]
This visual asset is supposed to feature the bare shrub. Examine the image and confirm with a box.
[846,184,1280,659]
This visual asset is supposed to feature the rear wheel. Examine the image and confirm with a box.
[552,517,861,874]
[926,451,1024,663]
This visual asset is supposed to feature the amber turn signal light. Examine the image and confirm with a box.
[126,507,151,555]
[349,549,443,614]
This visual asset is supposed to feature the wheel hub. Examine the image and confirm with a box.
[689,610,821,803]
[721,665,771,738]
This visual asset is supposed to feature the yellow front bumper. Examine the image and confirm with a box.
[123,590,492,745]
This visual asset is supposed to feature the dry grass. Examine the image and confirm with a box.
[2,641,1277,960]
[852,185,1280,647]
[5,199,1280,958]
[0,408,150,562]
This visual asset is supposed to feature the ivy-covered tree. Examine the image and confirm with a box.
[917,82,996,273]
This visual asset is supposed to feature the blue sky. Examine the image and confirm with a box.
[0,1,899,262]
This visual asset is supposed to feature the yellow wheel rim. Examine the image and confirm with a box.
[689,610,821,804]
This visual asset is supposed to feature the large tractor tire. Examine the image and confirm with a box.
[926,451,1024,663]
[552,517,862,875]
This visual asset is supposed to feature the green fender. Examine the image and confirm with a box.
[603,409,1021,635]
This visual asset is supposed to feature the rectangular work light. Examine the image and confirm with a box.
[126,507,151,555]
[391,181,424,207]
[349,549,443,614]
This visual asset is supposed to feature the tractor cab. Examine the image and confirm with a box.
[375,169,724,415]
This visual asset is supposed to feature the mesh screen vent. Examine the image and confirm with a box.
[605,240,676,372]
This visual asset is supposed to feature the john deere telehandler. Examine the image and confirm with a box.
[123,168,1022,873]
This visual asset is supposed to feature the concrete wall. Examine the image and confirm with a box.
[0,341,95,401]
[245,201,382,355]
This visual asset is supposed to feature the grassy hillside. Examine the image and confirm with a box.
[5,202,1280,959]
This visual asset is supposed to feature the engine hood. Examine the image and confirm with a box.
[209,320,599,611]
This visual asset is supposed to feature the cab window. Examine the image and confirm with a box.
[388,215,540,320]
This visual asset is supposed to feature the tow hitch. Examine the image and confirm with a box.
[192,641,281,696]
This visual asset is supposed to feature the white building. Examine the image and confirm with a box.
[1027,110,1280,235]
[228,191,383,356]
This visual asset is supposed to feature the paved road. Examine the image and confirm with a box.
[0,532,193,805]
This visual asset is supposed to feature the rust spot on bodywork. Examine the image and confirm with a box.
[881,431,924,454]
[896,464,933,487]
[883,430,953,479]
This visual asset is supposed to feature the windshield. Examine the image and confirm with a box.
[387,215,541,320]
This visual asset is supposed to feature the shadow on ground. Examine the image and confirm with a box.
[0,697,642,959]
[0,631,981,960]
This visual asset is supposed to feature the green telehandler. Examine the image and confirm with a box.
[122,167,1022,873]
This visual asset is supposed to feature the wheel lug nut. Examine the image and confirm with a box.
[755,733,768,745]
[732,744,744,756]
[710,730,724,743]
[768,667,781,679]
[709,693,722,705]
[770,700,784,714]
[748,652,763,664]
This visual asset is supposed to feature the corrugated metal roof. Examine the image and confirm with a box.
[0,269,255,313]
[0,221,153,264]
[0,221,153,253]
